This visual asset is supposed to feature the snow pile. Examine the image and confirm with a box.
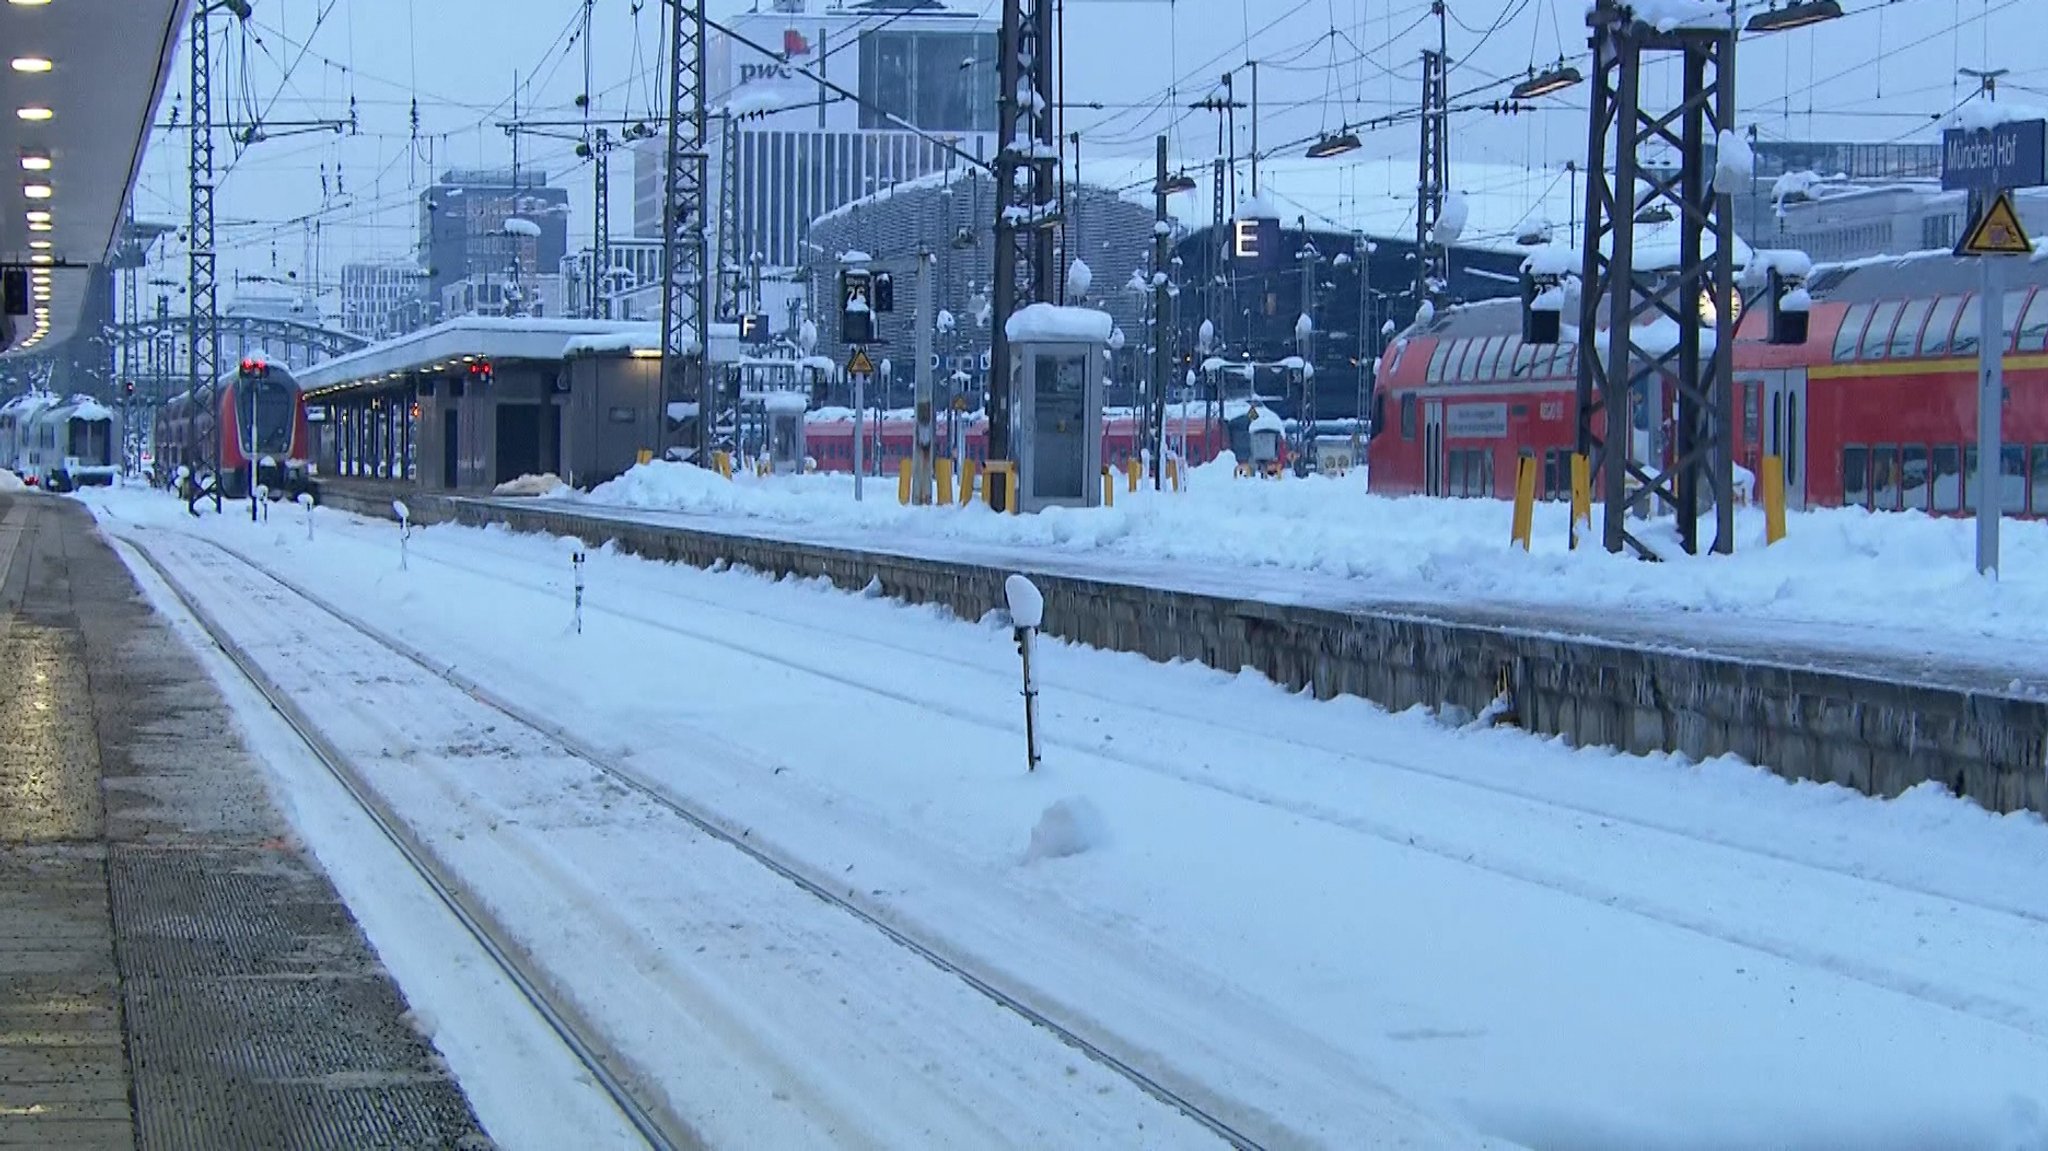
[501,217,542,238]
[1433,191,1468,244]
[1066,258,1093,300]
[1713,128,1754,192]
[1294,313,1314,341]
[1772,170,1822,206]
[1779,287,1813,312]
[1022,797,1107,863]
[1004,573,1045,628]
[493,473,565,497]
[0,469,22,493]
[1232,192,1278,221]
[68,398,115,421]
[1004,303,1113,344]
[1521,243,1580,277]
[1949,96,2048,132]
[1248,407,1285,435]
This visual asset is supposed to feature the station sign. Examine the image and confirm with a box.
[1230,217,1280,269]
[1941,119,2046,191]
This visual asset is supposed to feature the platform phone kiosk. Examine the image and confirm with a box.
[1006,305,1109,512]
[761,390,809,474]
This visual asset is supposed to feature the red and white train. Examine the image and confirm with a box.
[154,357,314,498]
[800,411,1247,475]
[1369,248,2048,515]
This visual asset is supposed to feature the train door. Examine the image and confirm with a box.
[1761,371,1808,509]
[1423,399,1445,496]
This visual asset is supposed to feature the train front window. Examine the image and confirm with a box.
[243,379,295,457]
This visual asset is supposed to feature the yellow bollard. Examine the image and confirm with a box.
[1569,452,1592,549]
[1125,457,1142,492]
[1762,454,1787,545]
[983,460,1018,514]
[936,457,955,506]
[898,458,913,505]
[1166,457,1181,491]
[961,458,980,505]
[637,448,654,466]
[712,450,732,479]
[1511,453,1538,551]
[1102,467,1115,508]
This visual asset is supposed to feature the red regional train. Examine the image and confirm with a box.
[1370,249,2048,515]
[154,357,313,498]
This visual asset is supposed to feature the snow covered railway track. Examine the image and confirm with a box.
[362,532,2048,1043]
[178,534,1271,1151]
[399,530,2048,931]
[123,536,697,1151]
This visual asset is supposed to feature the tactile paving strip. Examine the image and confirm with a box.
[110,844,488,1150]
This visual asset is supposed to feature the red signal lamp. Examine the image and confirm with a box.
[239,357,268,375]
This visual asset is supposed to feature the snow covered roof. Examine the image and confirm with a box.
[1005,303,1114,344]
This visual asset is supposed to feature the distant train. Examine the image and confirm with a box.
[1369,247,2048,514]
[797,409,1283,476]
[155,357,312,498]
[0,391,119,490]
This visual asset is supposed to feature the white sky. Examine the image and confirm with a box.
[129,0,2038,306]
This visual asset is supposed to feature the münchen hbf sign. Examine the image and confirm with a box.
[1941,119,2047,191]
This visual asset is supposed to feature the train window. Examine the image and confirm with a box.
[1401,394,1417,439]
[1832,303,1873,362]
[1901,445,1929,512]
[2003,445,2027,514]
[1932,445,1962,512]
[1475,337,1507,380]
[1964,446,1979,511]
[1842,445,1869,509]
[1869,445,1899,511]
[1427,341,1451,383]
[1886,299,1931,360]
[1442,339,1473,382]
[1952,296,1981,357]
[2020,290,2048,352]
[1479,449,1495,498]
[2002,291,2031,352]
[1920,296,1964,357]
[1509,340,1539,379]
[1859,300,1902,360]
[2032,446,2048,515]
[1544,450,1561,500]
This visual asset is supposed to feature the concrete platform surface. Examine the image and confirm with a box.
[0,492,489,1150]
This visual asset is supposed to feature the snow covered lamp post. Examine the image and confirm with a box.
[392,500,411,571]
[297,492,314,541]
[1004,573,1044,773]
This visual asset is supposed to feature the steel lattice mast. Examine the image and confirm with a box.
[658,0,711,461]
[1573,2,1736,557]
[189,6,221,509]
[591,128,611,318]
[987,0,1057,470]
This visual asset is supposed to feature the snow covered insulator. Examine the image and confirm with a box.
[1767,268,1810,346]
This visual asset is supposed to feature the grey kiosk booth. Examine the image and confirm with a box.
[1004,303,1110,512]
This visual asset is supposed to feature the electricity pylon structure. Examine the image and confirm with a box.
[1573,2,1736,557]
[1415,46,1448,307]
[715,112,745,320]
[591,127,612,318]
[189,5,223,509]
[659,0,711,461]
[987,0,1058,473]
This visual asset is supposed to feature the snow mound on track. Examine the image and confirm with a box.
[1023,797,1107,863]
[0,469,23,493]
[493,472,564,497]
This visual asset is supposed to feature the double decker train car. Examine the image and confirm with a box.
[155,356,312,498]
[0,391,119,489]
[1369,249,2048,515]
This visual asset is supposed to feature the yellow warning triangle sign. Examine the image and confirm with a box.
[847,348,875,375]
[1957,191,2034,257]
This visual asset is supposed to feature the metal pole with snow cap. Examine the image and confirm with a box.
[570,544,587,634]
[1005,573,1044,772]
[297,492,315,541]
[392,500,411,571]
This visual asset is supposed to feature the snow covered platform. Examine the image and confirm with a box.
[0,493,485,1148]
[310,481,2048,817]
